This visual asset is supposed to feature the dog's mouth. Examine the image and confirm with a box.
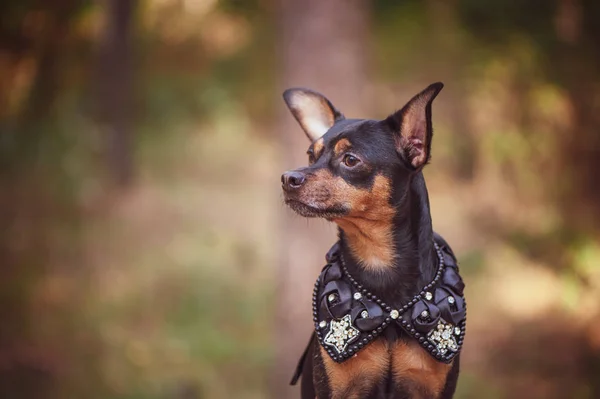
[284,198,347,219]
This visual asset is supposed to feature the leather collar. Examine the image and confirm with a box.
[312,239,467,364]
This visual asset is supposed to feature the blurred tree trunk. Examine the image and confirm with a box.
[0,4,81,398]
[95,0,136,187]
[273,0,370,396]
[554,0,600,232]
[554,1,600,392]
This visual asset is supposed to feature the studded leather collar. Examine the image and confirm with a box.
[312,239,467,364]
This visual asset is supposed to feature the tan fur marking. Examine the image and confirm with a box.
[333,175,395,270]
[320,339,389,398]
[313,138,325,160]
[296,169,395,270]
[334,138,352,156]
[391,340,452,398]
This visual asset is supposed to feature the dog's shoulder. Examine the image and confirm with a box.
[433,231,457,262]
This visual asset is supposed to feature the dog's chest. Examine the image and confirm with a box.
[313,241,466,365]
[315,337,452,398]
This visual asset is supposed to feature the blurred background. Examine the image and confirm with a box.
[1,0,600,398]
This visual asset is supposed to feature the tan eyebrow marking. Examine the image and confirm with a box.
[334,138,352,157]
[313,138,325,159]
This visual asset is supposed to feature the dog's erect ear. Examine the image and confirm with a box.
[283,88,345,142]
[386,82,444,169]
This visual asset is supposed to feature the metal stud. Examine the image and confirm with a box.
[390,309,400,319]
[425,292,433,301]
[353,292,362,300]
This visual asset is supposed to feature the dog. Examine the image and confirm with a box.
[280,83,466,398]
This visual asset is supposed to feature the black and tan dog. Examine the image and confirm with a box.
[281,83,466,398]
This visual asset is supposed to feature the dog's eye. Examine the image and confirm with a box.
[342,154,361,168]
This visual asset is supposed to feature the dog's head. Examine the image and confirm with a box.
[281,83,443,224]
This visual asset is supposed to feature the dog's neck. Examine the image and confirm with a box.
[337,172,437,305]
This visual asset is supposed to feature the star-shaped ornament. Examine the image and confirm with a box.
[427,319,459,355]
[324,314,359,354]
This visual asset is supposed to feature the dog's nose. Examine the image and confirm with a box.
[281,171,306,190]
